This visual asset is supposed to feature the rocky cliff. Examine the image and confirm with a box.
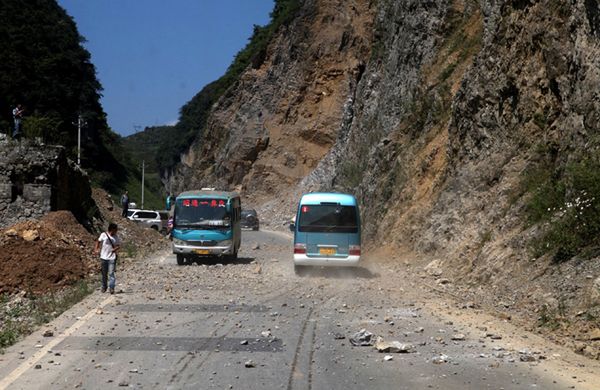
[168,0,600,355]
[168,0,374,206]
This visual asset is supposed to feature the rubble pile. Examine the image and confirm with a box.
[0,211,95,294]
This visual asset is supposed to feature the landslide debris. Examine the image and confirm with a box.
[0,189,168,296]
[0,211,94,295]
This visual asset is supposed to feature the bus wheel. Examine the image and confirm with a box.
[176,254,185,266]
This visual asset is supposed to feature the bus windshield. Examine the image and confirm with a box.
[175,198,230,228]
[298,205,358,233]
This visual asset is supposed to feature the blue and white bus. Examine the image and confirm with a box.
[291,192,361,273]
[170,190,242,265]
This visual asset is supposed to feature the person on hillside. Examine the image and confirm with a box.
[12,104,24,140]
[121,191,129,217]
[94,223,121,294]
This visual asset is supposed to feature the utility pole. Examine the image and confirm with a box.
[141,160,145,209]
[74,115,86,166]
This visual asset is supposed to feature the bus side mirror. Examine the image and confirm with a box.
[289,223,295,232]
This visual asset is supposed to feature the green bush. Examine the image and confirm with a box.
[524,150,600,262]
[22,113,63,140]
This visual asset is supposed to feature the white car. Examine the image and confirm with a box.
[127,209,166,232]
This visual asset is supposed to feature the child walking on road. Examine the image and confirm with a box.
[94,223,121,294]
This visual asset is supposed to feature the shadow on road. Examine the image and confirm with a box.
[184,256,256,266]
[295,266,378,279]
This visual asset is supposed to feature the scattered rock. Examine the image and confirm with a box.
[333,333,345,340]
[261,330,272,338]
[21,229,40,242]
[383,355,393,361]
[451,334,466,341]
[432,354,449,364]
[583,346,600,360]
[519,354,536,362]
[588,328,600,341]
[424,260,443,277]
[374,339,414,353]
[252,243,260,250]
[34,364,42,369]
[244,360,256,368]
[43,329,54,337]
[350,329,375,346]
[240,340,248,345]
[414,327,424,333]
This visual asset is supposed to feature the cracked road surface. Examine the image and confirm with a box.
[1,230,599,389]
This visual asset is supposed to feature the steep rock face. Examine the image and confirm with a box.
[420,1,600,274]
[169,0,374,206]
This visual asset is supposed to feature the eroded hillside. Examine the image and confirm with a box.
[167,0,600,358]
[168,0,374,204]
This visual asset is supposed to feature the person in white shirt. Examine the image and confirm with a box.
[94,223,121,294]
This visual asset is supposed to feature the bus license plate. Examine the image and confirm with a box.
[319,248,336,256]
[194,249,210,255]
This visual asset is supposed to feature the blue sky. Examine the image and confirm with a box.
[57,0,274,136]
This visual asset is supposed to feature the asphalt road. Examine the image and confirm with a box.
[0,230,598,389]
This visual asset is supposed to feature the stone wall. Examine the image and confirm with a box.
[0,138,96,229]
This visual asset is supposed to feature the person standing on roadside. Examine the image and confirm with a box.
[12,104,24,140]
[121,191,129,217]
[94,223,121,294]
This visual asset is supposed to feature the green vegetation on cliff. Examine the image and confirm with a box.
[0,0,127,192]
[524,141,600,262]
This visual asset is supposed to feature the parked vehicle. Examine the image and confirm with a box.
[126,209,140,218]
[170,190,242,265]
[128,209,165,232]
[290,192,361,274]
[241,209,260,230]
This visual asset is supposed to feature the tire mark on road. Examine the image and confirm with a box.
[169,283,304,386]
[307,319,317,390]
[287,307,314,390]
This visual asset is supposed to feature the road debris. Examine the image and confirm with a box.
[350,329,376,346]
[432,354,449,364]
[374,338,414,353]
